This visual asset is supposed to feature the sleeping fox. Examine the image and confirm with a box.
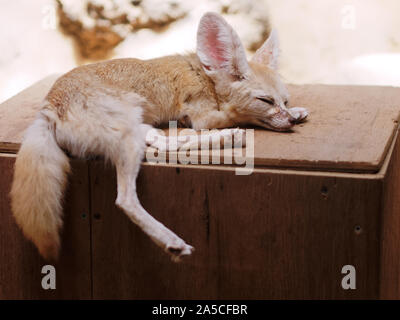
[10,12,308,262]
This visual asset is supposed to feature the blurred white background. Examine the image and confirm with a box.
[0,0,399,103]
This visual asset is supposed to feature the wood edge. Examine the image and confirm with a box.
[0,153,16,158]
[0,151,388,179]
[374,113,400,174]
[0,143,19,154]
[376,127,400,178]
[141,161,383,179]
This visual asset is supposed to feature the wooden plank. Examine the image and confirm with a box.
[90,161,381,299]
[1,75,399,173]
[0,155,91,299]
[155,85,400,173]
[255,85,400,172]
[89,162,218,299]
[379,129,400,299]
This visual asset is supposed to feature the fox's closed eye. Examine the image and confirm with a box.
[256,97,275,105]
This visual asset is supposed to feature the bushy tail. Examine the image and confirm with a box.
[10,113,70,260]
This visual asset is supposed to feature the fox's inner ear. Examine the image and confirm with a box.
[251,29,280,70]
[196,12,249,79]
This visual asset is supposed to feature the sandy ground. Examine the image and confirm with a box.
[0,0,399,103]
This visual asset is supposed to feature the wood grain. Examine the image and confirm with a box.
[0,155,91,299]
[90,161,382,299]
[379,129,400,299]
[259,85,400,172]
[0,76,399,173]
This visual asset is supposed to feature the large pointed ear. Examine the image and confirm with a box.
[196,12,250,80]
[251,29,280,70]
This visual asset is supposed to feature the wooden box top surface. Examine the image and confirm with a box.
[0,75,399,173]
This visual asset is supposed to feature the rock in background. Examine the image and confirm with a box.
[56,0,270,61]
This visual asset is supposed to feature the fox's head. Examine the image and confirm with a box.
[197,12,297,131]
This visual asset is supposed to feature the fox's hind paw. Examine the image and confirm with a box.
[166,240,195,262]
[289,107,308,123]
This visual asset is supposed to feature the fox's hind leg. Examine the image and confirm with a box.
[115,125,194,262]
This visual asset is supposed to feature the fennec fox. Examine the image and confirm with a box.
[10,13,308,262]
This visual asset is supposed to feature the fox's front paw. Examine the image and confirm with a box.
[166,240,195,262]
[220,128,246,148]
[232,128,246,147]
[289,107,308,123]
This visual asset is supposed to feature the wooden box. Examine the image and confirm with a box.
[0,76,399,299]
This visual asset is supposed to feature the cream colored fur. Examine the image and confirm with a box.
[10,114,70,260]
[10,12,308,262]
